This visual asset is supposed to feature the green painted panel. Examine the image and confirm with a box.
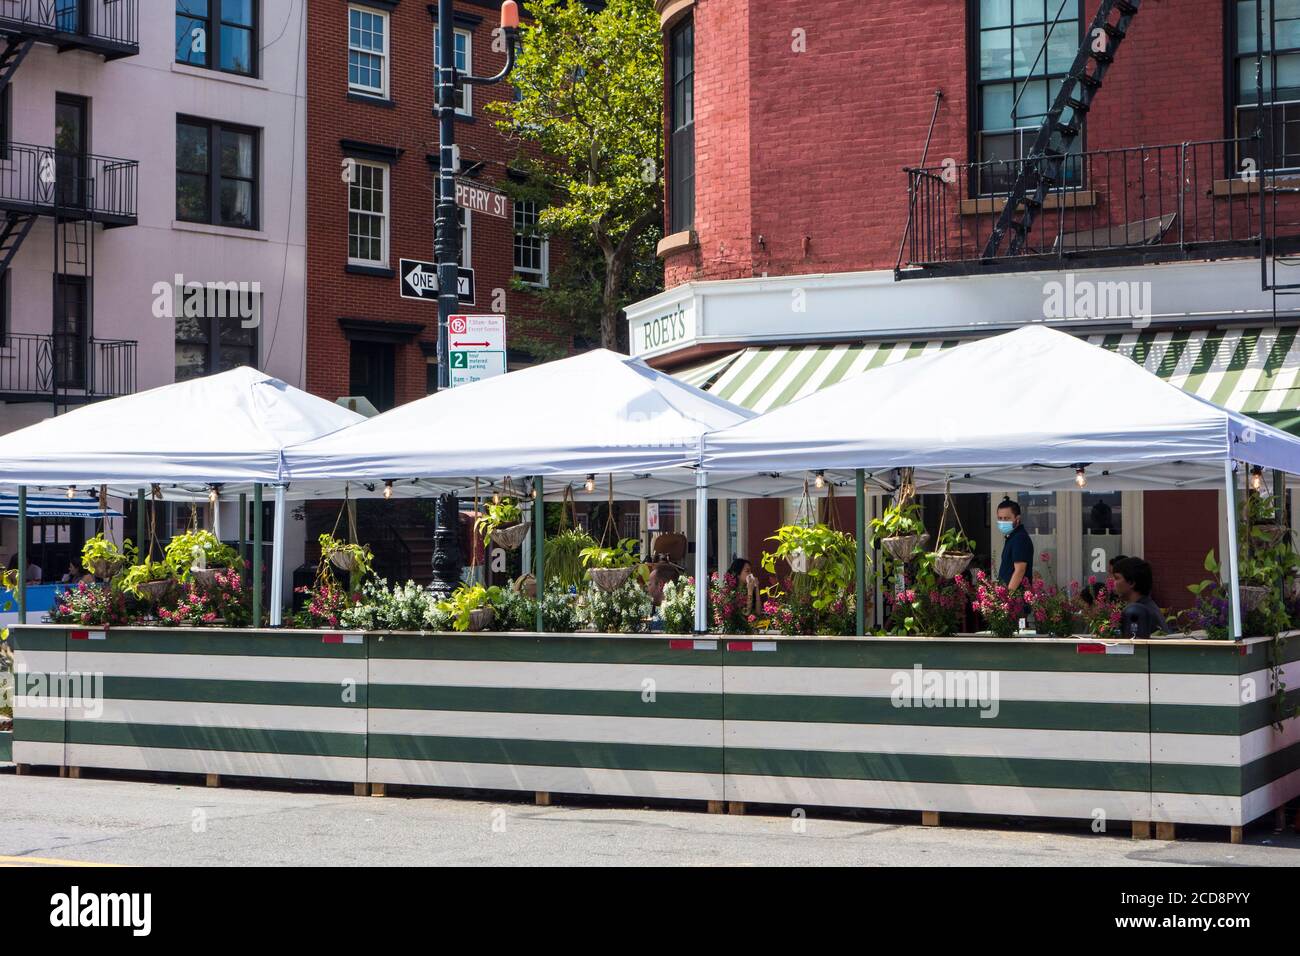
[38,628,367,659]
[369,733,723,775]
[720,639,1148,673]
[1242,738,1300,794]
[371,633,721,666]
[8,628,66,652]
[725,694,1149,732]
[90,676,368,709]
[1151,762,1241,797]
[0,730,10,762]
[371,685,721,719]
[64,721,366,759]
[13,718,64,743]
[725,747,1151,792]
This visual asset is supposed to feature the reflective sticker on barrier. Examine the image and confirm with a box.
[322,632,363,645]
[1076,643,1134,655]
[68,629,106,641]
[668,639,717,651]
[727,641,777,652]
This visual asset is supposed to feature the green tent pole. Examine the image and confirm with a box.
[534,476,545,632]
[16,486,26,624]
[238,492,248,564]
[253,484,263,628]
[855,469,866,636]
[136,489,145,562]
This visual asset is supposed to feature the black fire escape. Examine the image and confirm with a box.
[0,1,139,408]
[896,0,1300,285]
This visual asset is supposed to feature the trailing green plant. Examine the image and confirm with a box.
[580,579,653,633]
[932,526,976,557]
[869,499,925,545]
[317,533,374,592]
[760,523,857,612]
[659,577,695,634]
[761,587,854,637]
[118,558,174,599]
[165,529,241,582]
[81,533,136,579]
[545,528,598,590]
[580,537,640,570]
[437,584,504,632]
[474,498,524,548]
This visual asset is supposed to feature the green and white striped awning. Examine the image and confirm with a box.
[671,327,1300,431]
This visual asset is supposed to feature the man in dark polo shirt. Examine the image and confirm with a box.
[996,498,1033,592]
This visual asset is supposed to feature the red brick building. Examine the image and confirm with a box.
[306,0,563,413]
[633,0,1300,612]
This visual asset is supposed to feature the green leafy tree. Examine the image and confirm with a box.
[489,0,663,351]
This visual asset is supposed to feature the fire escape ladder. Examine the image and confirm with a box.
[0,34,34,93]
[981,0,1142,260]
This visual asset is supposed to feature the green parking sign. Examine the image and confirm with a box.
[450,351,469,369]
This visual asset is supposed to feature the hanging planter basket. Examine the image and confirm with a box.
[589,566,635,592]
[88,556,126,580]
[787,549,826,574]
[1287,575,1300,603]
[137,579,176,604]
[190,567,224,592]
[467,606,495,632]
[1239,584,1271,613]
[329,550,361,573]
[1253,523,1288,547]
[491,523,531,551]
[931,551,974,579]
[882,533,926,562]
[515,573,537,598]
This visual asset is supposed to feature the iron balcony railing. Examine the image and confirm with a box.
[897,136,1298,277]
[0,0,138,56]
[0,142,137,224]
[0,331,136,401]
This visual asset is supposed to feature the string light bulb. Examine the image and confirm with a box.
[493,488,501,506]
[66,485,76,499]
[208,485,219,506]
[1250,466,1264,492]
[1074,466,1087,489]
[814,470,826,490]
[584,474,596,494]
[383,480,394,500]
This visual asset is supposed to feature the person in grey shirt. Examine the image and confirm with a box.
[1112,556,1167,638]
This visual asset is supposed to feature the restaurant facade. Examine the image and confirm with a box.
[629,0,1300,613]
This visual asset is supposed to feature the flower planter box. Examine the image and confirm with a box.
[10,625,1298,832]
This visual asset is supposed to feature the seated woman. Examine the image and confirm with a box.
[727,557,760,617]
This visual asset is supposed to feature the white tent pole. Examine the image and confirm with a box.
[1224,460,1243,640]
[270,483,287,627]
[694,469,708,634]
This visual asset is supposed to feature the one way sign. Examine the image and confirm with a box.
[399,258,475,305]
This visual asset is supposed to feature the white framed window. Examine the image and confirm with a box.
[513,199,549,286]
[458,207,472,268]
[348,6,389,98]
[433,27,473,115]
[348,160,389,266]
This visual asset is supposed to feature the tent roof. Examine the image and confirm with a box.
[702,325,1300,491]
[0,367,365,486]
[283,348,754,482]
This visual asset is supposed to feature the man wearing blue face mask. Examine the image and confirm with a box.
[996,498,1033,592]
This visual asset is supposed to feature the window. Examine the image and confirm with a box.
[433,27,472,115]
[176,117,259,229]
[459,207,471,268]
[175,296,261,382]
[176,0,257,77]
[348,160,389,265]
[514,199,549,285]
[973,0,1084,193]
[1234,0,1300,170]
[669,17,694,233]
[53,275,88,390]
[349,6,389,98]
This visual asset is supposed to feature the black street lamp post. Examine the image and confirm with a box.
[429,0,521,598]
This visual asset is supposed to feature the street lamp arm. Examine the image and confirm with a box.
[462,29,520,87]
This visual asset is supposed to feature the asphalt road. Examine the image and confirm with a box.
[2,769,1299,866]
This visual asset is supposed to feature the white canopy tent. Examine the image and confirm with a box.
[283,348,756,631]
[703,325,1300,636]
[0,367,366,626]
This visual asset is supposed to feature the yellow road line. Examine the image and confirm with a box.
[0,855,121,867]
